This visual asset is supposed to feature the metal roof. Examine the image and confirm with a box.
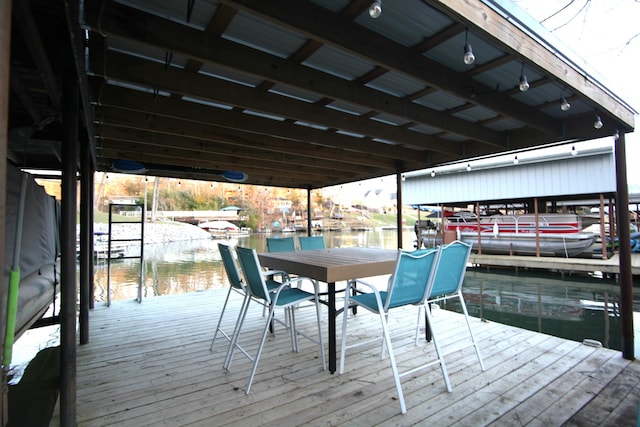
[6,0,636,189]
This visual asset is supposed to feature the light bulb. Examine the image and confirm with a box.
[431,170,435,177]
[463,44,475,65]
[513,155,519,165]
[519,74,529,92]
[466,163,471,172]
[560,97,571,111]
[369,1,381,18]
[571,146,577,156]
[594,114,603,129]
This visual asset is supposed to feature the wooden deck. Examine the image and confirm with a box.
[50,289,640,426]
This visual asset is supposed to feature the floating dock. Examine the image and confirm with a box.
[469,253,640,276]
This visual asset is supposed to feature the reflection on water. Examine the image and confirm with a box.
[453,268,637,353]
[94,230,417,302]
[96,230,640,354]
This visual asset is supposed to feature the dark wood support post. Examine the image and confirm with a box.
[0,0,12,424]
[306,188,312,236]
[534,197,540,257]
[614,131,634,360]
[60,76,79,426]
[599,194,607,259]
[396,172,403,249]
[79,139,94,343]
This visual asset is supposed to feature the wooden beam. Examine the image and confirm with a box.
[94,104,423,169]
[97,123,386,175]
[90,83,433,165]
[82,1,505,147]
[89,50,461,156]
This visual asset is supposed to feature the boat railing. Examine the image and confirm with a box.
[449,213,582,234]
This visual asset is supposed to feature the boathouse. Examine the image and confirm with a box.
[403,141,617,210]
[1,0,637,425]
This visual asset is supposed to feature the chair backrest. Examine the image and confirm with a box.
[299,235,326,251]
[385,247,440,310]
[428,240,472,298]
[235,246,271,302]
[218,243,243,290]
[266,237,296,252]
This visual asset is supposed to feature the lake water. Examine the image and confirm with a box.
[93,229,640,357]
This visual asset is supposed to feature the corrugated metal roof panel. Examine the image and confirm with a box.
[425,31,505,73]
[356,0,452,47]
[117,0,217,30]
[108,38,190,68]
[325,100,371,116]
[269,84,326,103]
[409,123,442,135]
[452,105,499,122]
[222,10,308,58]
[366,70,427,97]
[303,45,376,80]
[370,113,412,127]
[473,60,544,93]
[484,117,525,132]
[413,91,467,111]
[198,63,262,88]
[308,0,350,14]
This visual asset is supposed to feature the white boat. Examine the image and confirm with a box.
[441,213,596,257]
[198,220,250,238]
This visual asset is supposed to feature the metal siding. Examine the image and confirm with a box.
[402,151,616,205]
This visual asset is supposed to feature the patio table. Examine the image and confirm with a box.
[258,247,398,373]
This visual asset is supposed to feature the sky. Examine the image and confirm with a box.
[514,0,640,189]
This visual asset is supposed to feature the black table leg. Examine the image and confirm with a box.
[424,303,432,342]
[328,281,336,373]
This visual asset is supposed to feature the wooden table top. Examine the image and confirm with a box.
[258,247,398,283]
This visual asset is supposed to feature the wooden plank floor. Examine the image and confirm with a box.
[50,289,640,426]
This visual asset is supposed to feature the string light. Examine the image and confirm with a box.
[571,145,577,156]
[466,163,471,172]
[369,1,381,18]
[594,113,603,129]
[513,155,519,165]
[519,62,529,92]
[431,170,435,177]
[463,29,475,65]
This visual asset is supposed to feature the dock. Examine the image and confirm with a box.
[49,289,639,426]
[470,253,640,276]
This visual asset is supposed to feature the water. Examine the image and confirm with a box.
[95,229,416,301]
[94,229,640,356]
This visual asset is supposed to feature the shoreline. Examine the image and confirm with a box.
[94,221,212,244]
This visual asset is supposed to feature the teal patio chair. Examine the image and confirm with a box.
[266,236,296,252]
[226,246,326,394]
[298,235,326,250]
[417,240,485,392]
[210,243,286,356]
[209,243,250,355]
[339,247,441,414]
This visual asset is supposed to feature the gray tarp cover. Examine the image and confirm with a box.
[3,164,60,337]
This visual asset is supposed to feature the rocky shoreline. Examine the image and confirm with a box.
[94,221,212,244]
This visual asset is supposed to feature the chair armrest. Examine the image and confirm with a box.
[262,269,290,282]
[346,279,378,294]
